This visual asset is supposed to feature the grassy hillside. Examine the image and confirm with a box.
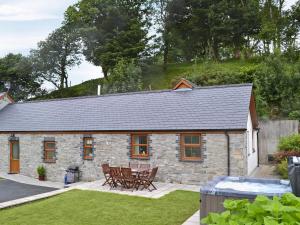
[38,60,260,99]
[37,78,104,100]
[142,60,259,90]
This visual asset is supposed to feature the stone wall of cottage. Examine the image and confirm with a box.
[0,132,247,185]
[0,134,10,173]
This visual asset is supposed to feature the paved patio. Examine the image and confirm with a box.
[76,179,199,198]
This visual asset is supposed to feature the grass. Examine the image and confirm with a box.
[142,60,259,90]
[0,190,199,225]
[35,78,103,100]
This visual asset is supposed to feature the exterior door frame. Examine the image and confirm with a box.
[9,140,20,174]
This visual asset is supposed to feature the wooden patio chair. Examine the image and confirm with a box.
[109,167,123,189]
[121,167,138,191]
[139,167,158,192]
[129,162,139,170]
[139,163,150,171]
[129,162,139,178]
[101,163,112,186]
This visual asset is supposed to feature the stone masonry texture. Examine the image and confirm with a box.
[0,132,247,185]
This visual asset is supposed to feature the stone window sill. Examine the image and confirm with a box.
[130,156,150,160]
[83,157,94,161]
[179,159,203,163]
[44,160,56,163]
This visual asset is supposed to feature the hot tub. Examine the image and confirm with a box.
[200,176,292,222]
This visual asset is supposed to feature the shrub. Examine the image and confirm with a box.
[278,134,300,152]
[201,193,300,225]
[274,151,300,162]
[277,159,288,179]
[37,165,46,176]
[102,59,143,94]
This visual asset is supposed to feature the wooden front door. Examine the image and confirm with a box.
[10,141,20,174]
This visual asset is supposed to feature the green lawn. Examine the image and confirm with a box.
[0,190,199,225]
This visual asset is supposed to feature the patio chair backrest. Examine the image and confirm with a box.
[139,164,150,171]
[102,163,110,174]
[121,167,133,179]
[110,167,121,178]
[129,162,139,170]
[149,167,158,181]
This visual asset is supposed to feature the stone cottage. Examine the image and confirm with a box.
[0,79,259,185]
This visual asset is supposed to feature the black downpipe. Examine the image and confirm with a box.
[225,131,230,176]
[256,128,260,167]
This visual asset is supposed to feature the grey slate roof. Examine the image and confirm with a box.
[0,84,253,132]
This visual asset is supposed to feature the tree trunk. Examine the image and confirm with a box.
[102,67,109,80]
[65,76,68,88]
[60,75,64,90]
[163,35,169,71]
[60,64,67,89]
[212,41,219,60]
[234,47,241,59]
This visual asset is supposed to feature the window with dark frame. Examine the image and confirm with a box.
[180,134,201,161]
[83,137,93,160]
[44,141,56,162]
[131,134,149,158]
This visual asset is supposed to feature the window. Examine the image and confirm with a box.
[131,134,149,158]
[83,138,93,160]
[180,134,201,161]
[44,141,56,162]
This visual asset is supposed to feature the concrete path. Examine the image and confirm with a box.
[0,172,66,189]
[0,188,69,209]
[182,210,200,225]
[250,164,281,179]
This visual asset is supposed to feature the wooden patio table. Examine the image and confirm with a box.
[131,168,150,175]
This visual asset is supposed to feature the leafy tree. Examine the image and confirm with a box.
[30,26,82,90]
[102,59,143,94]
[65,0,151,79]
[254,55,300,118]
[167,0,260,61]
[152,0,172,70]
[0,54,44,101]
[282,1,300,60]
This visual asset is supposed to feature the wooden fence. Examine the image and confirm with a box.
[258,120,299,164]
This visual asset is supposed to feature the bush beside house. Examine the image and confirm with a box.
[275,134,300,178]
[37,165,46,181]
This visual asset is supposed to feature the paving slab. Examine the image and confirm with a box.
[182,210,200,225]
[250,164,280,179]
[75,179,199,198]
[0,172,65,189]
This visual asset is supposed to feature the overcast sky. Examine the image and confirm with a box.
[0,0,101,90]
[0,0,298,90]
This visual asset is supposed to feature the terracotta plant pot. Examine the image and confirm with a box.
[38,175,45,181]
